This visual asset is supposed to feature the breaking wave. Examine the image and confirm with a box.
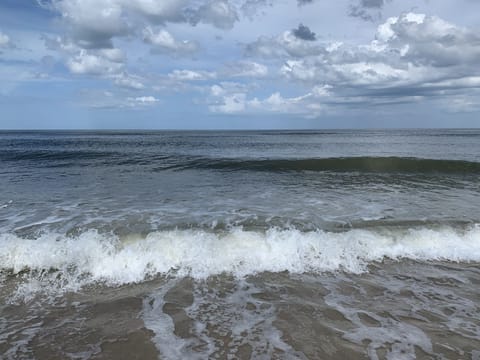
[1,226,480,295]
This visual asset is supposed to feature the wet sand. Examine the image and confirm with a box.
[1,260,480,359]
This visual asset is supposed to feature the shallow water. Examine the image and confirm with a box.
[1,129,480,359]
[1,264,479,359]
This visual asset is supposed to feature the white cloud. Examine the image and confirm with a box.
[207,82,249,113]
[375,13,480,67]
[240,12,480,113]
[67,49,124,75]
[168,69,216,81]
[222,61,268,78]
[21,2,480,117]
[97,48,125,62]
[245,30,324,58]
[208,83,331,116]
[249,92,311,113]
[113,72,145,89]
[127,95,159,106]
[210,92,247,113]
[143,27,199,56]
[44,37,144,91]
[80,89,159,108]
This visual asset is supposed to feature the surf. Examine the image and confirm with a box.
[1,225,480,297]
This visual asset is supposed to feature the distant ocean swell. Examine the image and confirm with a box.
[3,151,480,174]
[178,157,480,174]
[1,225,480,298]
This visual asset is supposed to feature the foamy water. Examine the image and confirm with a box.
[1,226,480,299]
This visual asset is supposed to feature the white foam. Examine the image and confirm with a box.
[0,200,12,209]
[1,226,480,297]
[142,279,196,359]
[143,278,304,360]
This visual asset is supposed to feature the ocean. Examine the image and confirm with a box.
[1,129,479,359]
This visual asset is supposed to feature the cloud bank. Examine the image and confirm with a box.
[2,0,480,124]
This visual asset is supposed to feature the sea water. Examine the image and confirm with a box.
[0,129,479,359]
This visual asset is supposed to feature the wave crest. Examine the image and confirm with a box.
[1,226,480,295]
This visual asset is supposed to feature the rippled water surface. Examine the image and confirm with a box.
[1,129,479,359]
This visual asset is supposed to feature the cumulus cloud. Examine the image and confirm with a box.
[208,82,331,116]
[207,81,249,113]
[22,1,480,118]
[375,13,480,67]
[33,0,271,109]
[244,13,480,114]
[194,0,239,30]
[128,0,239,29]
[245,30,324,58]
[292,24,316,41]
[210,91,247,113]
[54,41,148,92]
[143,27,199,57]
[44,36,145,89]
[48,0,257,52]
[53,0,128,49]
[67,49,124,75]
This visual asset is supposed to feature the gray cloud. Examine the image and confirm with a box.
[245,30,324,58]
[48,0,262,51]
[193,0,239,30]
[292,24,316,41]
[52,0,129,49]
[244,12,480,115]
[349,0,388,21]
[297,0,314,6]
[240,0,272,18]
[361,0,385,8]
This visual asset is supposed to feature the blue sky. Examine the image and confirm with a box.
[1,0,480,129]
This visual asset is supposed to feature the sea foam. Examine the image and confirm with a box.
[1,226,480,293]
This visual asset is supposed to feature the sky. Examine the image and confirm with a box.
[1,0,480,129]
